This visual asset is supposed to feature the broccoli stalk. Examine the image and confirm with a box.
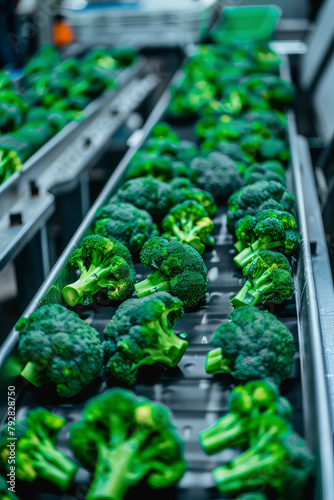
[87,434,147,500]
[0,409,77,491]
[63,251,120,306]
[205,348,234,375]
[212,417,313,500]
[200,412,247,454]
[20,360,47,387]
[199,381,293,455]
[213,421,286,495]
[234,237,282,269]
[134,270,170,297]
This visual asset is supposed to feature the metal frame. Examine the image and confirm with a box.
[288,113,334,499]
[0,60,159,272]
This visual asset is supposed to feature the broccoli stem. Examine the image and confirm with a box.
[87,434,146,500]
[234,240,248,253]
[200,413,247,454]
[212,427,280,495]
[232,268,278,307]
[20,361,46,387]
[135,270,170,297]
[234,239,282,268]
[205,348,234,375]
[133,315,188,369]
[62,265,117,306]
[30,439,78,491]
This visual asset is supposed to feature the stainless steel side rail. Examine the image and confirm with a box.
[296,134,334,404]
[288,112,334,500]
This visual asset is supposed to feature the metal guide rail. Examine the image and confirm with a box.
[0,67,333,500]
[0,59,159,271]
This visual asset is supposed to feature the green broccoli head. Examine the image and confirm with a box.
[16,304,103,396]
[233,209,300,268]
[244,161,286,186]
[150,121,181,142]
[95,202,158,254]
[143,137,197,165]
[170,177,217,218]
[110,177,177,221]
[227,180,295,236]
[213,416,313,500]
[232,250,295,308]
[103,292,188,384]
[62,234,136,307]
[135,237,208,307]
[161,200,214,254]
[205,306,295,384]
[244,110,288,139]
[127,152,176,182]
[240,134,289,166]
[69,388,186,500]
[0,408,77,491]
[199,379,292,455]
[191,151,244,201]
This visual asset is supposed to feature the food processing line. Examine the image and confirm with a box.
[1,38,334,498]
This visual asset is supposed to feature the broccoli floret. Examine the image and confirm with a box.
[143,137,197,164]
[170,177,217,218]
[0,475,19,500]
[16,304,103,396]
[127,152,176,182]
[135,237,208,307]
[150,121,180,142]
[267,77,294,110]
[244,161,286,186]
[69,389,186,500]
[244,110,288,139]
[0,408,77,491]
[103,292,188,384]
[110,177,177,221]
[191,152,243,201]
[240,134,289,165]
[233,209,300,268]
[205,306,295,383]
[232,250,295,307]
[62,234,136,307]
[213,417,313,500]
[161,200,214,254]
[227,180,295,236]
[199,379,292,455]
[95,202,158,254]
